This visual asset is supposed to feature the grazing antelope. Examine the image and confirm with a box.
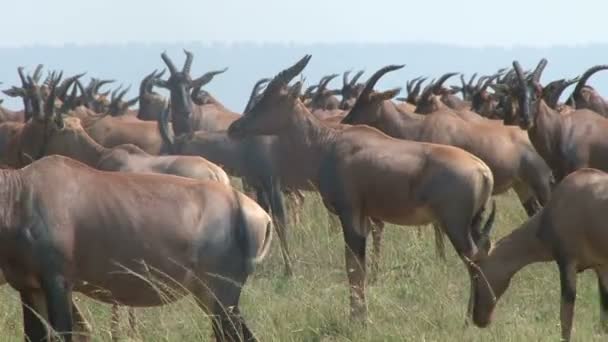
[503,59,608,182]
[0,154,272,342]
[228,55,496,321]
[342,65,553,218]
[470,168,608,341]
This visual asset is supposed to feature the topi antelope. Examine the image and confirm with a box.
[0,154,272,342]
[228,55,496,321]
[502,59,608,183]
[470,168,608,341]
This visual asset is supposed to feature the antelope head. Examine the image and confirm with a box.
[541,76,580,110]
[339,70,365,110]
[414,72,458,114]
[3,64,46,121]
[470,72,503,117]
[138,69,168,120]
[502,58,548,129]
[566,64,608,112]
[310,73,340,110]
[107,85,139,116]
[243,77,271,113]
[404,76,427,105]
[14,75,68,166]
[229,55,312,138]
[156,50,226,135]
[341,65,404,125]
[457,73,478,101]
[79,77,115,112]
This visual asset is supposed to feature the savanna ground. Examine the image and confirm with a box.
[0,190,605,341]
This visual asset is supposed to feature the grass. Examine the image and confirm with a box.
[0,191,606,341]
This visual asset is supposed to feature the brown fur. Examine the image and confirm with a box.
[229,57,495,321]
[0,155,271,341]
[471,168,608,341]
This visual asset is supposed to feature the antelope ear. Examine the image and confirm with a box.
[370,87,401,101]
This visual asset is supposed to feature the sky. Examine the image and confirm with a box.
[1,0,606,47]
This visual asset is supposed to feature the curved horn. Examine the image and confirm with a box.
[157,107,175,153]
[343,70,352,87]
[56,72,85,100]
[111,84,123,102]
[411,77,427,99]
[155,68,166,79]
[432,72,458,94]
[459,74,467,90]
[317,73,338,93]
[161,51,178,75]
[44,75,61,121]
[94,79,115,93]
[116,85,131,102]
[183,49,194,75]
[512,61,527,89]
[140,69,158,95]
[32,64,44,83]
[572,64,608,100]
[17,67,29,87]
[264,55,312,96]
[532,58,548,84]
[191,67,229,89]
[478,73,501,93]
[350,70,365,86]
[304,84,318,97]
[244,77,271,113]
[360,65,405,98]
[468,73,478,87]
[75,79,88,105]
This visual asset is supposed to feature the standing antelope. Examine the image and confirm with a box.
[342,66,552,218]
[155,50,239,133]
[228,55,496,321]
[470,168,608,342]
[0,155,272,342]
[503,59,608,183]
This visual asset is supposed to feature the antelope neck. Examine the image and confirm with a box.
[484,213,553,292]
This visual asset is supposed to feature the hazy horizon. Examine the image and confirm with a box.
[2,0,606,48]
[2,0,607,111]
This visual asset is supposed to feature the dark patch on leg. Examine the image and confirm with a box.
[522,198,541,217]
[43,273,73,340]
[21,291,48,342]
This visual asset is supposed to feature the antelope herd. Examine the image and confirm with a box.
[0,51,607,342]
